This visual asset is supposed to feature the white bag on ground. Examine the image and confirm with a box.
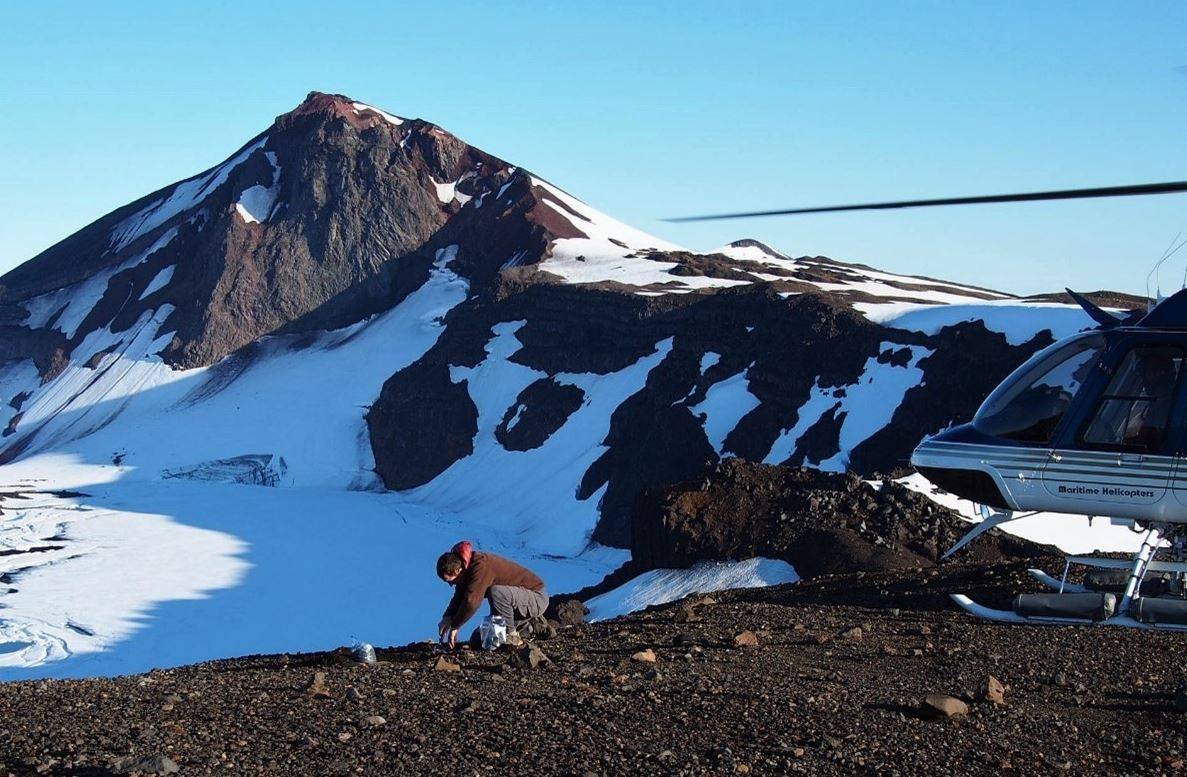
[479,615,508,651]
[351,640,377,663]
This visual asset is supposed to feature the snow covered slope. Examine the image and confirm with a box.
[0,93,1140,677]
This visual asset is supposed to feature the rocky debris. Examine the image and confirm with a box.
[921,694,970,719]
[302,671,331,699]
[345,686,362,703]
[733,630,760,648]
[364,715,387,728]
[631,648,658,664]
[674,600,703,623]
[111,754,180,774]
[513,645,552,670]
[838,626,863,642]
[433,655,461,673]
[1174,684,1187,713]
[980,675,1006,705]
[554,598,589,626]
[1,561,1183,775]
[519,615,559,641]
[631,458,1055,577]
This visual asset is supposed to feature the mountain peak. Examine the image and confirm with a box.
[276,91,406,131]
[725,239,788,259]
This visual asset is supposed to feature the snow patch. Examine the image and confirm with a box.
[585,558,799,621]
[690,367,760,455]
[854,300,1100,346]
[23,228,178,338]
[234,151,281,224]
[896,473,1149,555]
[530,178,744,292]
[817,344,932,471]
[432,178,473,207]
[352,101,404,126]
[763,379,839,465]
[418,323,674,555]
[139,265,175,300]
[110,138,267,252]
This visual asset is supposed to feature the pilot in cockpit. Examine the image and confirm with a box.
[1124,353,1179,449]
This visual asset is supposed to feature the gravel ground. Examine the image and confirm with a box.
[2,560,1187,776]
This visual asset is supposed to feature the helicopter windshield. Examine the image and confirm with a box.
[973,333,1105,444]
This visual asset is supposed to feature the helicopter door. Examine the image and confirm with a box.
[1042,345,1184,506]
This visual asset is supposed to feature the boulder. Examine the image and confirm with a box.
[921,694,969,718]
[514,645,552,670]
[838,626,863,642]
[674,601,702,623]
[112,755,180,775]
[980,675,1006,705]
[302,671,331,699]
[631,649,658,664]
[520,615,558,641]
[434,656,462,673]
[555,599,589,626]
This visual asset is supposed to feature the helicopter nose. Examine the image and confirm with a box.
[911,424,1012,509]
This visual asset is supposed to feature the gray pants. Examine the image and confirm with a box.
[487,585,549,631]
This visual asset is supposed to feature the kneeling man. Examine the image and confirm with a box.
[436,541,548,648]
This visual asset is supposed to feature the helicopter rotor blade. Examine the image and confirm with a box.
[666,180,1187,222]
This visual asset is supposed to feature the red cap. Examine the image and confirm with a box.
[451,540,473,569]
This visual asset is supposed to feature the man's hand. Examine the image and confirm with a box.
[437,617,451,640]
[447,628,459,649]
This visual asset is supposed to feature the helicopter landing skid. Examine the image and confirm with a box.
[949,593,1187,630]
[952,523,1187,630]
[1027,568,1089,593]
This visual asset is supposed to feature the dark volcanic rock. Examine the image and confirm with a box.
[847,322,1051,476]
[0,325,69,381]
[365,278,1073,547]
[554,598,589,626]
[495,378,585,451]
[367,361,478,489]
[631,458,1052,576]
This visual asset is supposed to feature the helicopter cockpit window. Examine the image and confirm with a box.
[1080,346,1184,451]
[973,334,1104,444]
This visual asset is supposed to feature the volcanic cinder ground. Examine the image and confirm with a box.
[1,561,1185,776]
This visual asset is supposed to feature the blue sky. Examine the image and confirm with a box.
[1,1,1184,296]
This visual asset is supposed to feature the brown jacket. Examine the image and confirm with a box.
[443,551,545,629]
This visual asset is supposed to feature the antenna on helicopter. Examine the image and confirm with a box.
[1148,232,1187,308]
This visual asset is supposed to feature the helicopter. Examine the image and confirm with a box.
[673,179,1187,629]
